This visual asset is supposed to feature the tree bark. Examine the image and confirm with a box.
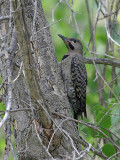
[0,1,84,159]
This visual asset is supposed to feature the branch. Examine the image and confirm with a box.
[7,28,17,53]
[4,118,11,160]
[0,117,17,160]
[0,16,11,21]
[52,111,120,159]
[107,152,120,160]
[84,57,120,68]
[0,52,13,128]
[33,120,55,160]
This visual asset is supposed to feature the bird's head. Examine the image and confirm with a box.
[58,34,83,54]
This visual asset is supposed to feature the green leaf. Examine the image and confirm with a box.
[89,128,100,138]
[90,105,111,138]
[102,143,116,157]
[89,127,110,138]
[97,113,111,129]
[111,105,120,125]
[0,102,5,111]
[93,105,111,129]
[108,98,116,108]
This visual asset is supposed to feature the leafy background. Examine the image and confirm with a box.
[0,0,120,159]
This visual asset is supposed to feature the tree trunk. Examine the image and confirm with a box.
[0,1,85,159]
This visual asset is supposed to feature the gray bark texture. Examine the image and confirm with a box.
[0,0,87,160]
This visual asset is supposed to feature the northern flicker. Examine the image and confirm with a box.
[58,34,87,120]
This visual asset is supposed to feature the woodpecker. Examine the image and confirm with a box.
[58,34,87,120]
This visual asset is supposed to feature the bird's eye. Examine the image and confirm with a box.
[73,40,76,43]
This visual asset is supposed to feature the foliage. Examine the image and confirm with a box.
[102,143,116,157]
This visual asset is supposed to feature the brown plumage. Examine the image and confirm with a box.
[58,34,87,120]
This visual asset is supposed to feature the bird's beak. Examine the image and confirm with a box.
[58,34,69,47]
[58,34,68,42]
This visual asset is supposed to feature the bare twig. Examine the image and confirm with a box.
[0,16,11,21]
[0,52,13,128]
[107,152,120,160]
[33,120,55,160]
[52,112,120,150]
[52,0,63,22]
[61,128,81,156]
[32,0,37,33]
[88,72,120,94]
[3,118,11,160]
[35,19,62,34]
[103,1,120,47]
[47,117,70,151]
[52,113,107,159]
[0,117,17,160]
[12,62,23,83]
[7,29,17,53]
[76,144,92,160]
[84,57,120,68]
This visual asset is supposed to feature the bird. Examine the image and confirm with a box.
[58,34,87,120]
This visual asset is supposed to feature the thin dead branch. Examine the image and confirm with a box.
[0,52,13,128]
[0,16,11,21]
[84,57,120,68]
